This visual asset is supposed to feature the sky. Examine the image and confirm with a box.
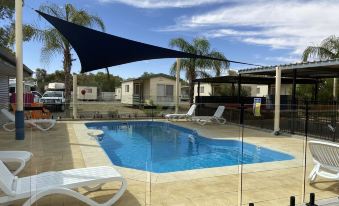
[21,0,339,79]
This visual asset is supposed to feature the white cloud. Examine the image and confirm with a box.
[98,0,226,8]
[163,0,339,54]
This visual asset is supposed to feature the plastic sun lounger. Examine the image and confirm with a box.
[165,104,197,120]
[192,106,226,126]
[0,151,32,175]
[1,109,56,132]
[309,140,339,183]
[0,160,127,206]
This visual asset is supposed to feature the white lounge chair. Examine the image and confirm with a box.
[192,106,226,125]
[0,151,32,175]
[0,160,127,206]
[309,140,339,183]
[165,104,196,120]
[1,109,56,132]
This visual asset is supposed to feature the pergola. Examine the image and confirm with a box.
[193,75,318,103]
[238,59,339,134]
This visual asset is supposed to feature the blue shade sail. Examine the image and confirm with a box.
[37,11,259,73]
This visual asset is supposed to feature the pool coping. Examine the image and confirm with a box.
[72,119,307,184]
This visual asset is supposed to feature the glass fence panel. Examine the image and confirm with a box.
[304,103,339,203]
[241,104,306,205]
[150,102,241,205]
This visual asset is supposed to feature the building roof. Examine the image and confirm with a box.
[0,47,33,77]
[122,73,178,83]
[238,59,339,78]
[193,75,318,85]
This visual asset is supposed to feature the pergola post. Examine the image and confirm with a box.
[333,78,337,101]
[274,66,281,135]
[175,58,180,113]
[291,69,297,134]
[15,0,24,140]
[314,80,318,103]
[72,74,78,119]
[237,75,242,103]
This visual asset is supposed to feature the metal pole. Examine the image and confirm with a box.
[274,66,281,135]
[175,58,180,113]
[15,0,24,140]
[72,74,77,119]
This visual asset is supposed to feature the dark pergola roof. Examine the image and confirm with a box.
[238,59,339,78]
[193,75,318,85]
[37,11,260,73]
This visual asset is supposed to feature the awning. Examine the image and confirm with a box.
[193,75,318,85]
[37,11,259,73]
[238,59,339,78]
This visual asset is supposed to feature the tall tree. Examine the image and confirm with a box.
[0,0,35,51]
[302,35,339,100]
[34,3,105,110]
[169,37,229,103]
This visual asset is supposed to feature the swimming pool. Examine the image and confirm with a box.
[86,121,294,173]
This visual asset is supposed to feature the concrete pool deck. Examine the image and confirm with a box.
[0,120,338,206]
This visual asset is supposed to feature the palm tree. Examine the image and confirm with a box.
[169,38,229,103]
[35,3,105,110]
[302,35,339,100]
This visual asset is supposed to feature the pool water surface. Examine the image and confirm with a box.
[86,121,294,173]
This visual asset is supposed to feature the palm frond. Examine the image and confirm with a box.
[302,46,335,61]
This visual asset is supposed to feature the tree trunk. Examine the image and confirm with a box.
[188,69,196,104]
[63,47,72,116]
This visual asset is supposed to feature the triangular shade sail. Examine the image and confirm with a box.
[37,11,257,73]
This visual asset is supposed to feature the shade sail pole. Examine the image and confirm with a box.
[175,58,180,113]
[15,0,24,140]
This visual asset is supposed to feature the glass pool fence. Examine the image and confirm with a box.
[1,100,339,205]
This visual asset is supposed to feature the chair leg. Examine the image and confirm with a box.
[309,164,319,183]
[83,183,104,192]
[3,122,15,132]
[12,159,26,175]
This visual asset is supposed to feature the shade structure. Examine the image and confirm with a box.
[37,11,259,73]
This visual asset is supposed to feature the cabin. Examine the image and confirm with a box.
[121,73,181,106]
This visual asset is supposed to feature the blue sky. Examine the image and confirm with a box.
[21,0,339,79]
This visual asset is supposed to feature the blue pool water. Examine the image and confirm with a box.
[86,121,294,173]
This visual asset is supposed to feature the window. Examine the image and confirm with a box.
[157,84,174,96]
[125,85,129,92]
[200,86,204,93]
[257,88,260,94]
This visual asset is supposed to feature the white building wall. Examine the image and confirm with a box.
[256,85,268,97]
[149,77,180,105]
[194,83,212,97]
[121,81,134,104]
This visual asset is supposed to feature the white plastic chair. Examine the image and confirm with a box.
[309,140,339,183]
[165,104,196,120]
[0,160,127,206]
[0,151,32,175]
[1,109,56,132]
[192,106,226,125]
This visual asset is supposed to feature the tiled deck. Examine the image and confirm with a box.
[0,121,339,206]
